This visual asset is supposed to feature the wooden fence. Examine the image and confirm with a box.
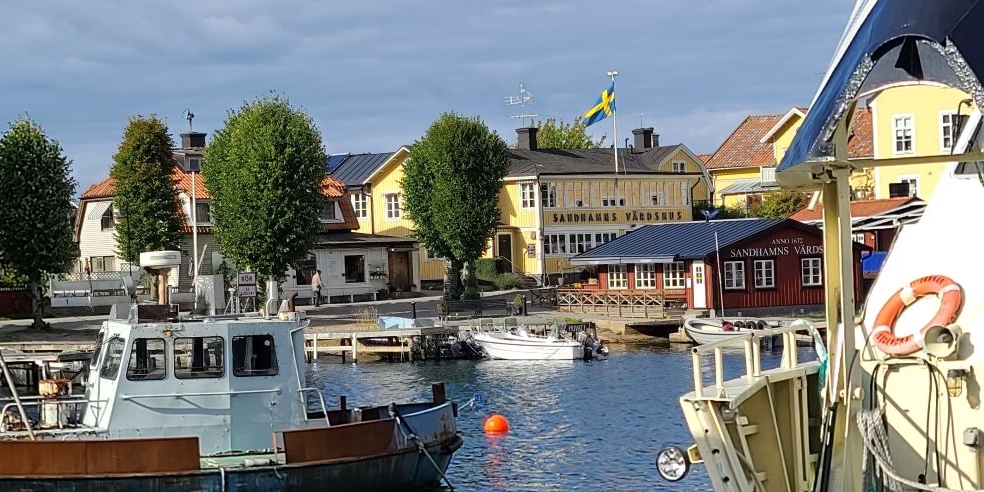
[556,289,666,318]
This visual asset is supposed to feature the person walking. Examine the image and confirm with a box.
[311,270,324,307]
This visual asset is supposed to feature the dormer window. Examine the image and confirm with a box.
[320,200,338,221]
[101,207,115,230]
[194,202,211,223]
[188,157,201,172]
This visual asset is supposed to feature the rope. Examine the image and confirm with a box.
[857,408,984,492]
[389,404,456,491]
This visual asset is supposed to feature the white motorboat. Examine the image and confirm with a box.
[472,329,584,360]
[682,318,767,345]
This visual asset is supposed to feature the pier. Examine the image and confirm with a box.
[304,325,466,363]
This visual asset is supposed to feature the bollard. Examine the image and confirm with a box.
[411,301,417,320]
[522,295,528,316]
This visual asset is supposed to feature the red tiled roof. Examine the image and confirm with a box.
[173,169,209,199]
[80,177,116,199]
[704,114,784,170]
[695,153,713,163]
[790,197,920,222]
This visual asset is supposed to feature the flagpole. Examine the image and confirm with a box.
[607,70,619,174]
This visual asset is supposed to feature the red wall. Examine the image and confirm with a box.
[0,289,31,317]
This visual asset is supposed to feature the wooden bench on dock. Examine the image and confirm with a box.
[440,298,510,320]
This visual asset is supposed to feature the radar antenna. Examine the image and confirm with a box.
[503,83,538,127]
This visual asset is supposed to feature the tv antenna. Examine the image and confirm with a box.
[183,109,195,132]
[504,83,538,127]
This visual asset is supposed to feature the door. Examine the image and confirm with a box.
[497,234,513,273]
[388,251,411,291]
[691,261,707,309]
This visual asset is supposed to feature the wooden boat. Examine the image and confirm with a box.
[0,305,461,491]
[682,317,768,345]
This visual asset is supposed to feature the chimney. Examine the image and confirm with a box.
[632,127,654,151]
[653,133,660,147]
[516,127,538,151]
[180,132,207,149]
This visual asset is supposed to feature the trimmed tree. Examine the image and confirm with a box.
[523,117,606,149]
[750,190,811,219]
[203,93,327,310]
[403,113,510,300]
[111,115,184,303]
[0,118,77,329]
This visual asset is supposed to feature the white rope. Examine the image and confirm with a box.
[857,408,984,492]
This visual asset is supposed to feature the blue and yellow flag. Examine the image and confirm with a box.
[582,83,616,127]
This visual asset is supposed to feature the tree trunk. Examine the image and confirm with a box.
[462,260,480,300]
[27,276,47,330]
[157,269,170,305]
[444,259,463,300]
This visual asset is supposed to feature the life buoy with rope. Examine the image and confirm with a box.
[872,275,963,356]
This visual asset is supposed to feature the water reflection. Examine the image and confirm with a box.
[306,341,814,491]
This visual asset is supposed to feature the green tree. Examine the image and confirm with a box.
[203,93,327,308]
[111,115,183,303]
[524,117,606,149]
[403,113,510,300]
[0,118,77,329]
[750,190,811,219]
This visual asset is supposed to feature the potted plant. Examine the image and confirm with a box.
[512,293,524,315]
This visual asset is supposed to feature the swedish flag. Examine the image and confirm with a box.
[582,83,616,127]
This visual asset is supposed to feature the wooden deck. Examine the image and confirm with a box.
[304,326,462,363]
[556,289,668,318]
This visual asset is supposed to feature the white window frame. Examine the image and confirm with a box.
[940,111,958,153]
[753,259,775,289]
[635,264,657,289]
[650,193,665,206]
[352,193,368,220]
[602,196,624,207]
[662,261,685,289]
[898,174,920,197]
[801,257,823,287]
[540,183,557,208]
[760,167,776,183]
[194,201,212,224]
[607,264,628,289]
[319,200,338,221]
[671,161,686,173]
[679,182,690,206]
[594,232,617,246]
[892,113,915,155]
[567,233,592,254]
[543,234,567,255]
[520,181,536,209]
[852,232,866,244]
[724,261,745,290]
[385,193,401,219]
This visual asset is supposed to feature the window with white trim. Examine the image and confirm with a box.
[760,167,776,183]
[671,161,686,173]
[385,193,401,219]
[607,264,628,289]
[520,182,536,209]
[195,202,212,223]
[319,200,337,221]
[801,258,822,286]
[602,196,624,207]
[567,233,592,254]
[753,259,775,288]
[893,114,914,154]
[543,234,566,255]
[594,232,617,246]
[635,264,657,289]
[941,112,958,152]
[679,182,690,206]
[899,175,920,197]
[663,261,685,289]
[651,193,665,206]
[352,194,368,220]
[852,232,866,245]
[724,261,745,289]
[540,183,557,208]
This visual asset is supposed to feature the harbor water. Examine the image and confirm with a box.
[307,341,817,491]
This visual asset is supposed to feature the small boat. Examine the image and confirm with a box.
[472,325,608,361]
[682,317,768,345]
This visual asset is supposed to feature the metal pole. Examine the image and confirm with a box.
[411,301,417,320]
[607,70,620,174]
[714,231,725,317]
[191,170,199,314]
[0,352,35,440]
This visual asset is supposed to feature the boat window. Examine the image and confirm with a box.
[174,337,225,379]
[232,335,279,377]
[91,331,105,366]
[126,338,166,381]
[99,337,126,381]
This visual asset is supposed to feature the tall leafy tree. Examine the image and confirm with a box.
[0,118,77,329]
[403,113,510,300]
[750,190,811,218]
[111,115,183,303]
[203,93,327,307]
[521,117,606,149]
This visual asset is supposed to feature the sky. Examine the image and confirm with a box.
[0,0,857,196]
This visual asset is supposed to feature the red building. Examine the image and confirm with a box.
[569,218,867,316]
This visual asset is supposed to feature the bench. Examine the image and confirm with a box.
[441,298,510,319]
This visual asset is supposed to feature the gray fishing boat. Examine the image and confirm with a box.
[0,305,461,491]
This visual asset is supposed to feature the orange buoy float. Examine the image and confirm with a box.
[484,414,510,433]
[872,275,963,356]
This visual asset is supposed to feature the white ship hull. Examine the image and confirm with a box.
[472,333,583,360]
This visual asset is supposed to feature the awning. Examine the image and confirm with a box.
[84,201,111,221]
[569,255,676,265]
[717,180,780,195]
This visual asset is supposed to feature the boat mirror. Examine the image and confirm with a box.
[923,324,961,360]
[655,446,691,482]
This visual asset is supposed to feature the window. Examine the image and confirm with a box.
[602,197,624,207]
[753,259,775,289]
[899,175,919,197]
[99,337,125,380]
[126,338,166,381]
[607,264,628,289]
[319,200,337,221]
[852,232,866,245]
[543,234,566,255]
[893,114,914,154]
[663,262,685,289]
[174,336,225,379]
[540,183,557,208]
[941,112,958,152]
[694,265,704,284]
[352,194,368,220]
[680,182,690,206]
[232,335,279,377]
[425,248,444,261]
[651,193,665,206]
[385,193,401,219]
[724,261,745,290]
[801,258,823,286]
[344,255,365,283]
[567,233,592,254]
[520,182,536,209]
[760,167,776,183]
[90,256,115,273]
[195,202,211,223]
[594,232,617,246]
[101,207,115,230]
[635,264,657,289]
[671,161,686,173]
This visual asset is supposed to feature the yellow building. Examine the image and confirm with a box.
[330,127,712,284]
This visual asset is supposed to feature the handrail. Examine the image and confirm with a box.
[120,388,282,400]
[298,387,331,427]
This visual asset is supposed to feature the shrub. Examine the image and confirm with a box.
[494,273,524,290]
[474,258,499,281]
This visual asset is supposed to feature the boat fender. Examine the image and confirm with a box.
[871,275,963,356]
[757,320,769,331]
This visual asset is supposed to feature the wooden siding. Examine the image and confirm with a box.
[77,200,118,269]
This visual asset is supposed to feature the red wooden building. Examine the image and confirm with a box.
[569,218,866,316]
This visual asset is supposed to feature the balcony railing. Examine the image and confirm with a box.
[556,288,665,318]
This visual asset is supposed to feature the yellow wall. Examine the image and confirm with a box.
[712,168,760,207]
[499,180,539,228]
[770,113,804,163]
[869,83,974,200]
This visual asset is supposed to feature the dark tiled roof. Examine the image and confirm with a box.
[327,154,349,172]
[329,152,394,186]
[314,231,417,247]
[507,144,693,177]
[571,218,795,262]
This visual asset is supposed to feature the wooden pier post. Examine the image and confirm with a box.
[351,333,358,363]
[432,383,446,404]
[313,332,319,361]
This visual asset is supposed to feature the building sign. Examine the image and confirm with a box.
[545,208,684,225]
[526,244,536,258]
[237,272,257,297]
[728,237,823,258]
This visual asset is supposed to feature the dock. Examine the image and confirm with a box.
[304,325,466,363]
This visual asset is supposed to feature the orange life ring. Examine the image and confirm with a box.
[872,275,963,355]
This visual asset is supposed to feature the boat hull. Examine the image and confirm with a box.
[683,319,759,345]
[473,334,582,360]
